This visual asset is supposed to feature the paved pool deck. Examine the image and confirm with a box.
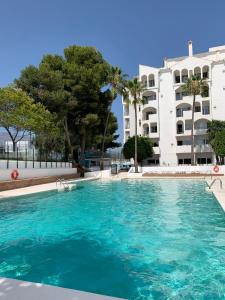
[0,277,125,300]
[0,177,97,199]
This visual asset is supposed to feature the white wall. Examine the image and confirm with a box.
[0,168,77,181]
[142,165,225,175]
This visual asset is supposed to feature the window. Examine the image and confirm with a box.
[182,75,188,83]
[148,159,159,165]
[139,120,141,126]
[178,158,191,165]
[177,124,183,134]
[182,91,188,97]
[175,76,180,83]
[151,125,157,133]
[149,80,155,87]
[153,142,159,147]
[202,106,210,115]
[177,140,183,146]
[195,106,201,112]
[139,105,141,112]
[149,94,156,100]
[184,159,191,164]
[176,93,182,101]
[203,72,208,79]
[176,108,182,117]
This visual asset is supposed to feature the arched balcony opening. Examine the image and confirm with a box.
[175,86,188,101]
[174,70,181,83]
[143,90,156,104]
[177,121,184,134]
[194,101,201,113]
[194,118,209,130]
[201,83,209,98]
[143,124,149,137]
[181,69,188,83]
[142,107,157,121]
[202,65,209,79]
[194,67,201,79]
[141,75,147,87]
[176,103,191,117]
[148,74,155,87]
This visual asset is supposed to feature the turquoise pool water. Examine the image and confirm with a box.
[0,179,225,299]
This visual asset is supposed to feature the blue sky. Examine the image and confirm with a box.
[0,0,225,142]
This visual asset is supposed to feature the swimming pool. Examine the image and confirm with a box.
[0,179,225,299]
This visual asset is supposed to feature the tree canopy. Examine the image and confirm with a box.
[208,120,225,164]
[0,87,57,150]
[123,136,153,163]
[15,45,120,161]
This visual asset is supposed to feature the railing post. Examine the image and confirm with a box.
[32,148,35,169]
[56,153,57,168]
[51,152,53,168]
[45,151,47,168]
[40,149,42,168]
[16,147,19,169]
[25,148,27,168]
[7,145,9,169]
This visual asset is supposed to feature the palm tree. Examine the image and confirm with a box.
[100,67,127,169]
[124,77,146,173]
[182,75,206,165]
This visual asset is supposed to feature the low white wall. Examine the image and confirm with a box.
[141,165,225,175]
[0,168,77,181]
[85,170,111,178]
[0,160,72,169]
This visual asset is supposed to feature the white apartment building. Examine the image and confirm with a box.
[123,41,225,166]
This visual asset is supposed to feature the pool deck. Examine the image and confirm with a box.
[0,177,97,199]
[0,277,125,300]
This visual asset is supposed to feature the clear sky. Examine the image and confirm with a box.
[1,0,225,142]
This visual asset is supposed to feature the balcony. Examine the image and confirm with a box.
[176,110,192,120]
[153,146,160,155]
[194,128,208,135]
[149,132,159,138]
[195,144,213,152]
[176,144,213,153]
[143,114,158,123]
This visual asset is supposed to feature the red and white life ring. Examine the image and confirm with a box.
[11,169,19,180]
[213,165,219,173]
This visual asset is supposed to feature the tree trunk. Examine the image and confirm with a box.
[100,103,112,171]
[63,116,73,158]
[79,128,86,166]
[191,94,196,165]
[13,141,17,153]
[134,101,138,173]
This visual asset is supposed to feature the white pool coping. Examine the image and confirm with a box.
[0,177,98,199]
[205,176,225,212]
[0,277,125,300]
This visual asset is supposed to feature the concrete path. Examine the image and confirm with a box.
[0,277,125,300]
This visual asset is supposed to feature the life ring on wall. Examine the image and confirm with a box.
[213,165,219,173]
[11,169,19,180]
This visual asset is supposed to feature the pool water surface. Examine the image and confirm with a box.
[0,179,225,299]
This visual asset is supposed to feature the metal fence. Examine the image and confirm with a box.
[0,147,71,169]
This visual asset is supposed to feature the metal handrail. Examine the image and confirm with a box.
[56,177,70,190]
[209,178,223,189]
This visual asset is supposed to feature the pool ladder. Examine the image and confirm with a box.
[206,178,223,193]
[209,178,223,189]
[56,177,70,191]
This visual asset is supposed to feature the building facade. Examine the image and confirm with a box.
[123,41,225,166]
